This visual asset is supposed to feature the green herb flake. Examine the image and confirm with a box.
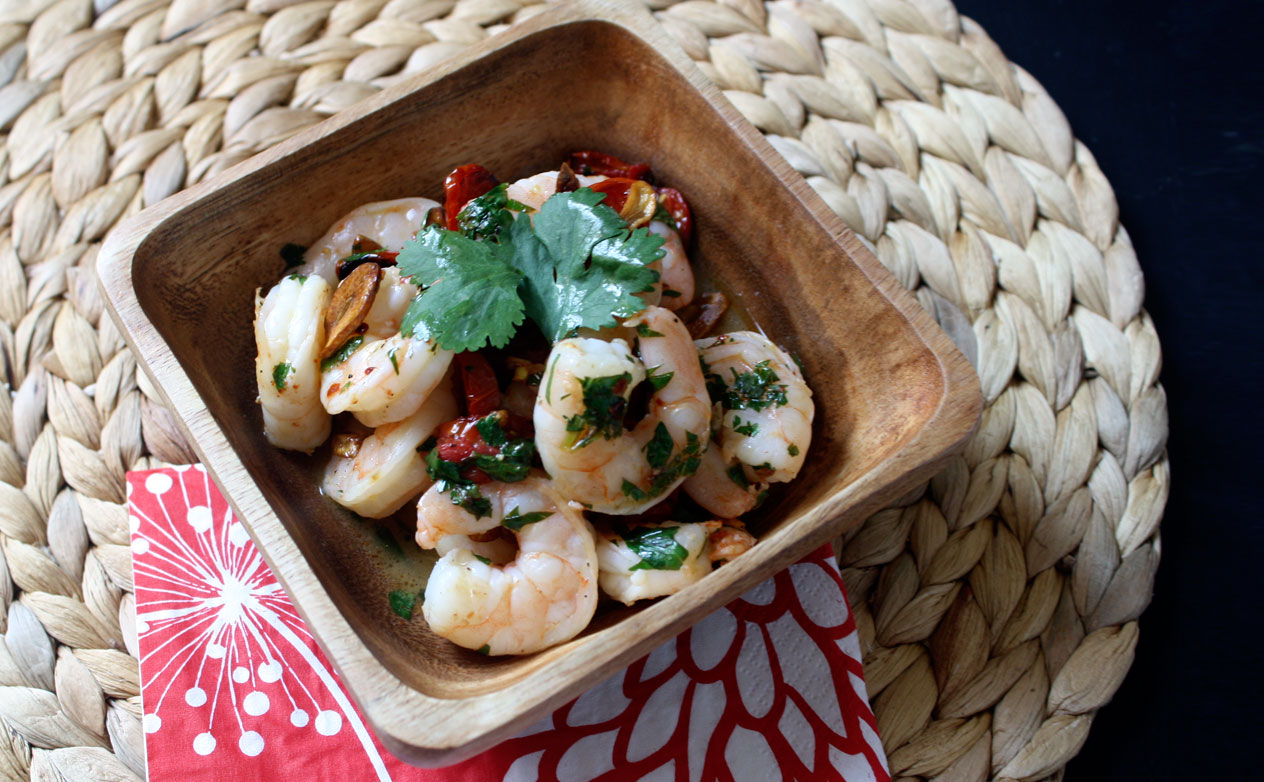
[271,362,293,391]
[661,288,682,298]
[281,242,307,268]
[387,347,400,374]
[722,360,788,412]
[636,323,664,338]
[474,554,491,565]
[788,444,800,456]
[754,489,769,509]
[388,589,416,620]
[727,464,749,489]
[320,336,364,372]
[733,417,759,437]
[621,525,690,571]
[647,369,674,392]
[477,644,491,655]
[621,479,647,502]
[286,273,308,283]
[564,372,632,449]
[424,450,493,518]
[503,506,551,531]
[644,422,674,469]
[457,183,520,241]
[475,414,508,447]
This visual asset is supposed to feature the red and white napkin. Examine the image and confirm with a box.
[128,466,890,781]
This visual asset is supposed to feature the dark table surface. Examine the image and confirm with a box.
[953,0,1263,778]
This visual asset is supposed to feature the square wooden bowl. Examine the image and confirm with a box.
[99,0,980,767]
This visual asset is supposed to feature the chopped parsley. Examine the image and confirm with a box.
[732,417,759,437]
[286,273,308,283]
[389,589,418,620]
[621,431,704,501]
[726,464,749,489]
[708,360,788,412]
[788,444,800,456]
[424,449,492,518]
[619,525,690,571]
[271,362,292,391]
[635,323,664,338]
[563,372,631,449]
[281,242,307,267]
[474,554,491,565]
[423,416,535,515]
[646,368,674,392]
[644,422,674,469]
[387,347,400,374]
[503,507,550,531]
[661,288,682,298]
[397,188,663,351]
[477,644,491,655]
[320,336,364,371]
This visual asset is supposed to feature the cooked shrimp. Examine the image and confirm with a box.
[649,221,694,310]
[682,443,763,517]
[362,266,417,340]
[255,274,332,451]
[504,170,606,212]
[320,335,454,427]
[322,374,457,518]
[596,519,755,605]
[297,198,438,283]
[596,521,716,605]
[535,306,711,514]
[418,476,598,655]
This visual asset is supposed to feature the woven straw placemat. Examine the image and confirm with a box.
[0,0,1169,779]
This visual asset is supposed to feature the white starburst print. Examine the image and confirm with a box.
[129,466,395,780]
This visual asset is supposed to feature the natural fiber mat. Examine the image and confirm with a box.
[0,0,1169,779]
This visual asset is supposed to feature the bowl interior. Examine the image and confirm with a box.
[129,19,946,698]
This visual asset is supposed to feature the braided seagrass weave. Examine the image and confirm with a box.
[0,0,1168,779]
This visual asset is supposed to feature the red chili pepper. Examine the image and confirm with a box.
[567,150,651,180]
[443,165,499,231]
[657,187,693,245]
[457,351,500,416]
[589,177,638,214]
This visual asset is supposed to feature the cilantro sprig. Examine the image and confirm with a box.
[397,189,664,351]
[618,525,690,571]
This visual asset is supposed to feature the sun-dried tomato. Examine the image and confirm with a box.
[567,150,651,180]
[442,165,499,231]
[658,187,693,244]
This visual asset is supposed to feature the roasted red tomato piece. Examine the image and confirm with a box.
[443,165,499,231]
[456,351,500,416]
[657,187,693,245]
[567,150,651,180]
[589,177,638,214]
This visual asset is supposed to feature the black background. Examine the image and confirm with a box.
[954,0,1263,778]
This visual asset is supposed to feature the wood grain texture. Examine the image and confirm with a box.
[98,0,980,766]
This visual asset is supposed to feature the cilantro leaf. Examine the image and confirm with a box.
[620,525,690,571]
[509,190,662,341]
[457,183,530,241]
[398,227,524,352]
[321,336,363,372]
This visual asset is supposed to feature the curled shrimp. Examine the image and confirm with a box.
[322,374,458,518]
[534,306,711,514]
[255,274,332,451]
[504,170,607,212]
[684,331,814,516]
[417,476,598,655]
[320,267,452,426]
[296,198,438,283]
[596,520,755,605]
[649,221,694,310]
